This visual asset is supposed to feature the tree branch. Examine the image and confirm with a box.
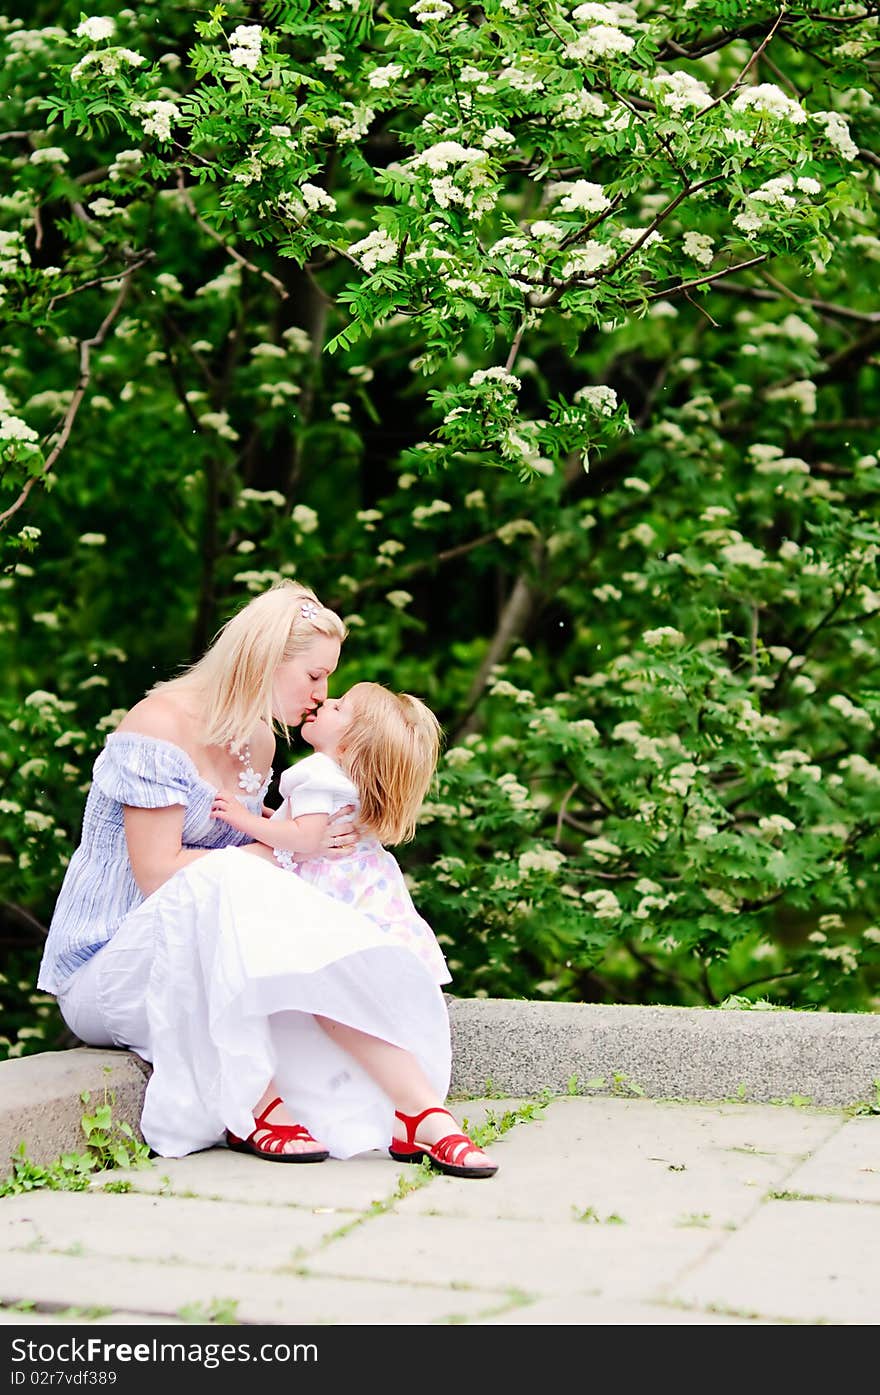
[0,268,143,528]
[454,539,545,742]
[176,169,289,301]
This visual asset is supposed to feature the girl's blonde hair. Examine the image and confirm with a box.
[339,682,442,845]
[156,581,347,746]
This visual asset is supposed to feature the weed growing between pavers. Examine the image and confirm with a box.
[768,1189,841,1202]
[572,1205,625,1224]
[0,1300,114,1322]
[461,1092,552,1147]
[178,1297,241,1325]
[850,1079,880,1115]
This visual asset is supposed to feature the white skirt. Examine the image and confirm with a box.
[57,847,452,1160]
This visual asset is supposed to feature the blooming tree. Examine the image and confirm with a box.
[1,0,879,1053]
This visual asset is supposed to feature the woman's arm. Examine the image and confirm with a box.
[124,805,211,898]
[211,789,330,856]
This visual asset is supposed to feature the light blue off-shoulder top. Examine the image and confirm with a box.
[37,732,272,994]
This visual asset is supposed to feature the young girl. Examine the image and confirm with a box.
[210,682,451,988]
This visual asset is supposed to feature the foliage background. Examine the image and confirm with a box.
[1,0,879,1058]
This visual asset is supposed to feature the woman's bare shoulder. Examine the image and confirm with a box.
[251,721,277,771]
[115,692,189,743]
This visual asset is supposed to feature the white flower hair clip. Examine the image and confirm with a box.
[300,601,318,620]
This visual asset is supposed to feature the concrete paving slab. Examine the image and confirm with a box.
[475,1295,776,1324]
[305,1210,719,1301]
[0,1191,346,1271]
[90,1145,414,1210]
[404,1097,844,1228]
[0,1251,509,1325]
[782,1116,880,1203]
[0,1311,186,1326]
[672,1197,880,1324]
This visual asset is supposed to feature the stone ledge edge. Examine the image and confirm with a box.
[2,999,878,1175]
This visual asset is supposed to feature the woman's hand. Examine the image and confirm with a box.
[311,804,359,860]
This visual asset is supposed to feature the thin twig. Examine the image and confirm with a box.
[696,7,790,117]
[0,271,140,527]
[175,169,289,300]
[683,288,720,326]
[722,277,880,324]
[505,318,527,374]
[47,259,151,315]
[554,783,579,845]
[639,255,768,305]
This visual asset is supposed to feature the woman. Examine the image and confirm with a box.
[38,582,497,1178]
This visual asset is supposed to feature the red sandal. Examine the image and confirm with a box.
[389,1106,498,1179]
[226,1096,329,1164]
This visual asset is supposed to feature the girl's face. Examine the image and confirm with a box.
[301,689,353,755]
[272,636,341,728]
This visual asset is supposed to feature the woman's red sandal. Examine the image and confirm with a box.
[226,1096,329,1164]
[389,1106,498,1179]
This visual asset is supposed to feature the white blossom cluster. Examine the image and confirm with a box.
[0,414,39,444]
[574,384,618,415]
[498,64,544,94]
[109,149,143,180]
[5,26,67,57]
[229,24,262,71]
[72,46,145,80]
[840,755,880,785]
[300,183,337,213]
[758,814,796,837]
[766,379,817,415]
[642,626,685,647]
[410,0,453,21]
[135,100,181,142]
[828,694,874,729]
[29,147,69,165]
[562,240,615,277]
[518,847,566,874]
[812,110,859,161]
[75,15,115,42]
[731,83,807,124]
[326,103,375,143]
[566,25,635,61]
[682,231,714,266]
[581,888,622,919]
[651,70,712,113]
[469,366,521,391]
[554,89,607,124]
[552,179,610,214]
[348,227,399,271]
[368,63,405,89]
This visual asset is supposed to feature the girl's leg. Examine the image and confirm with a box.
[247,1080,329,1157]
[314,1016,494,1168]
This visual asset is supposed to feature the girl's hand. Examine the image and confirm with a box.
[312,804,359,860]
[211,789,253,834]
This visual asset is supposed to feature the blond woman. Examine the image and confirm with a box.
[39,582,496,1178]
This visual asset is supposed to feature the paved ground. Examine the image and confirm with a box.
[2,1091,878,1327]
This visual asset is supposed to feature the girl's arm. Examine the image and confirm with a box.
[211,789,330,856]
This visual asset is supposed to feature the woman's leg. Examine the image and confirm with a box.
[314,1016,494,1167]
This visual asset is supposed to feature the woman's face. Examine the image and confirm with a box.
[272,635,341,727]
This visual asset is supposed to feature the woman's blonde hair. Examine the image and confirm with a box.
[339,682,442,845]
[156,581,347,746]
